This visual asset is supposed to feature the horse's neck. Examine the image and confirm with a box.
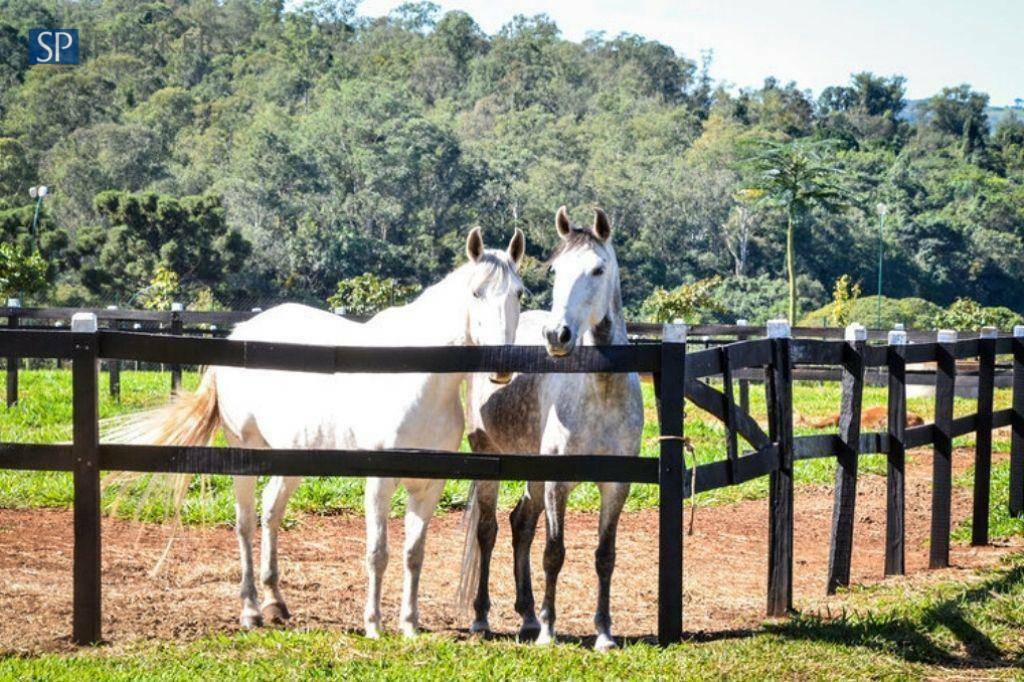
[368,268,470,347]
[581,269,633,392]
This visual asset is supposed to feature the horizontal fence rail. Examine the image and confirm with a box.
[1,314,1023,649]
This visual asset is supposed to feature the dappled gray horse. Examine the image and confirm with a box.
[462,207,643,650]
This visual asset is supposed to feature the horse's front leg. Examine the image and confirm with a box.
[364,476,397,638]
[509,480,544,640]
[471,479,499,634]
[537,480,571,646]
[259,475,301,623]
[594,481,629,651]
[233,475,262,628]
[399,479,446,637]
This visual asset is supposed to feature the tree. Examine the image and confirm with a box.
[0,243,48,300]
[640,276,724,323]
[828,274,861,327]
[327,273,422,317]
[743,138,846,321]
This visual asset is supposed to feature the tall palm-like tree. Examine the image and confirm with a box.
[744,138,846,322]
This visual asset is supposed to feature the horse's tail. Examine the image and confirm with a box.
[456,480,481,614]
[105,369,221,448]
[102,370,222,535]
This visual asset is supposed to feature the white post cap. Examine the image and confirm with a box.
[6,298,20,307]
[210,324,218,331]
[736,318,749,327]
[251,307,262,313]
[132,323,142,330]
[71,312,98,333]
[980,326,998,339]
[766,318,791,339]
[170,302,184,312]
[893,322,905,331]
[663,322,688,343]
[888,329,908,345]
[937,329,957,343]
[106,304,118,310]
[845,322,867,342]
[1015,325,1024,338]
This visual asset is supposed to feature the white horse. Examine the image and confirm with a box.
[462,207,643,650]
[120,227,524,637]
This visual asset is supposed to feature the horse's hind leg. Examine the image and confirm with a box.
[509,480,544,641]
[364,476,397,638]
[594,481,629,651]
[537,481,571,646]
[471,479,499,634]
[233,475,261,628]
[399,479,445,637]
[260,475,301,623]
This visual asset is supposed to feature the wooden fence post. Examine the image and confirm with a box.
[972,326,997,545]
[106,305,120,402]
[71,312,101,645]
[930,328,957,569]
[885,327,908,575]
[1009,325,1024,517]
[766,318,793,616]
[736,318,750,414]
[170,302,183,393]
[827,323,866,594]
[6,297,20,407]
[657,322,686,646]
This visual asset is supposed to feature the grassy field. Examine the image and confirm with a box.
[0,369,1018,539]
[1,553,1022,679]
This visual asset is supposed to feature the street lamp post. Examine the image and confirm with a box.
[28,185,48,252]
[875,203,887,330]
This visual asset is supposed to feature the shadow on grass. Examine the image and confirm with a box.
[470,560,1023,670]
[754,562,1024,670]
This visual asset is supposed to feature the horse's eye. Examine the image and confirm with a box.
[592,266,605,277]
[516,288,524,299]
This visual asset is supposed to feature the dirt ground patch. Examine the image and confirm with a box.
[1,448,1020,654]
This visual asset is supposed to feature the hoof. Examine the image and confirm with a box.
[469,618,490,636]
[399,623,418,639]
[364,625,381,639]
[535,630,555,646]
[517,618,541,643]
[594,633,617,652]
[240,614,263,629]
[262,602,291,624]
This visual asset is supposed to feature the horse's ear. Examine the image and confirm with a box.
[555,205,572,240]
[593,208,611,242]
[507,228,525,267]
[466,226,484,262]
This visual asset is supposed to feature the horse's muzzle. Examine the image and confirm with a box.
[489,372,513,385]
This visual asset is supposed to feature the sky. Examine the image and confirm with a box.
[355,0,1023,106]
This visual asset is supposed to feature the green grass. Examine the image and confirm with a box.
[2,553,1022,679]
[0,370,1017,538]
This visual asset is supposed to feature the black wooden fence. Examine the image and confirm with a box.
[1,314,1024,648]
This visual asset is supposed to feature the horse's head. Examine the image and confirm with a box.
[544,206,620,357]
[464,226,525,384]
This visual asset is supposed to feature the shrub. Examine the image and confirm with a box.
[327,273,422,318]
[640,276,724,323]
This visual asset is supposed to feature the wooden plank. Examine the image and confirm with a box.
[0,329,76,359]
[902,343,940,364]
[735,322,751,415]
[684,445,779,495]
[685,379,771,449]
[721,347,738,483]
[885,330,908,576]
[6,309,17,407]
[657,324,686,646]
[0,442,73,470]
[930,330,957,569]
[169,307,183,394]
[71,314,102,645]
[97,331,660,375]
[766,321,794,617]
[971,329,997,546]
[827,327,866,594]
[1010,331,1024,517]
[790,339,844,365]
[99,445,659,483]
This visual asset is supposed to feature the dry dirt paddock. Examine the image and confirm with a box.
[1,448,1020,654]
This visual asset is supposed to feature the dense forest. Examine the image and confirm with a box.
[1,0,1023,324]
